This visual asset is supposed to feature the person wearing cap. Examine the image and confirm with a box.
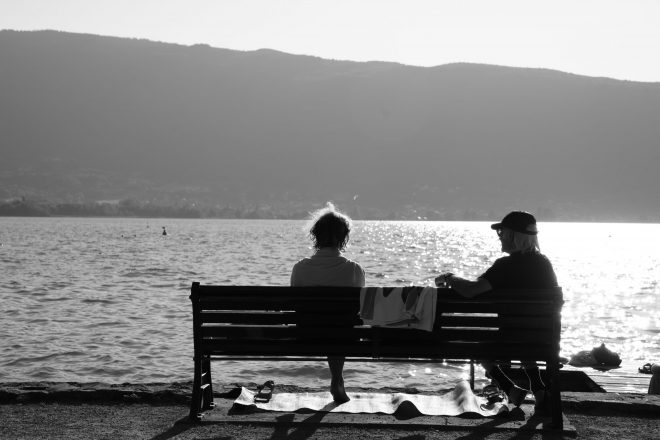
[435,211,558,410]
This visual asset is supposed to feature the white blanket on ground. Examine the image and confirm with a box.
[233,381,508,417]
[359,286,437,331]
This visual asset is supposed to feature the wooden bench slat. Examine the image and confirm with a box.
[437,315,554,329]
[195,285,562,301]
[199,301,556,314]
[200,340,374,356]
[200,325,555,344]
[378,343,557,361]
[200,312,554,330]
[200,311,296,324]
[438,303,559,314]
[199,339,557,359]
[200,311,360,325]
[198,299,359,311]
[378,328,554,343]
[197,294,558,304]
[196,285,363,297]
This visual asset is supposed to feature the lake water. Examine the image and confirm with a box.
[1,217,658,392]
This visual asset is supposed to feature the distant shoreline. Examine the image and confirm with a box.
[1,213,659,223]
[2,197,659,223]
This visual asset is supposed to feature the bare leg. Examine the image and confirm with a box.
[522,362,545,392]
[328,356,350,403]
[524,365,549,411]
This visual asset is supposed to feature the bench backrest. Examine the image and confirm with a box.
[190,283,563,363]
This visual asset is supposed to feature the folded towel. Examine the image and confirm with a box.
[359,287,437,331]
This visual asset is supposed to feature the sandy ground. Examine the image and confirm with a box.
[1,382,659,439]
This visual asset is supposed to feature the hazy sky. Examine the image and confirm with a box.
[2,0,659,82]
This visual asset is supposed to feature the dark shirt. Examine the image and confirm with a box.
[479,251,558,289]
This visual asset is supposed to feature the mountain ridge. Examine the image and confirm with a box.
[2,30,659,221]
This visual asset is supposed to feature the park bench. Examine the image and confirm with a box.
[189,283,564,428]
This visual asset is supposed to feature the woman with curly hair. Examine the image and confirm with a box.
[291,202,365,403]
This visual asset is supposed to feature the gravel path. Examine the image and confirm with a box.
[1,382,659,439]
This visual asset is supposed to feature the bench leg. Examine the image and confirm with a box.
[189,356,202,421]
[189,356,204,421]
[202,356,214,410]
[189,355,214,421]
[548,361,563,430]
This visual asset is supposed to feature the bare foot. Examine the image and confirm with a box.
[330,380,350,404]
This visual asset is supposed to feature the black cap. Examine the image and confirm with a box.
[491,211,538,235]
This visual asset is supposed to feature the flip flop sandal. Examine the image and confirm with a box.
[254,380,275,403]
[481,385,506,404]
[486,390,506,404]
[639,363,654,374]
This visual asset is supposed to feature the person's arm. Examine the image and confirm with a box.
[290,264,299,287]
[356,265,366,287]
[435,273,492,298]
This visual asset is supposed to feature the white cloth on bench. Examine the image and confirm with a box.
[359,286,437,331]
